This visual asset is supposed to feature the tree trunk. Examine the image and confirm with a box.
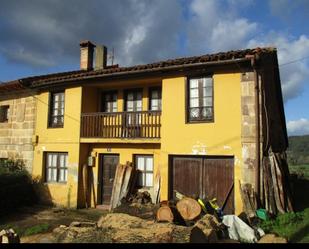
[176,197,201,221]
[156,206,174,222]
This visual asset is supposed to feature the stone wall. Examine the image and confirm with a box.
[240,72,262,187]
[0,93,36,172]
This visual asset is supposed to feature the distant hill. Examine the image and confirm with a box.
[287,135,309,165]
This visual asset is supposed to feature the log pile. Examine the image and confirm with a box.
[156,197,203,226]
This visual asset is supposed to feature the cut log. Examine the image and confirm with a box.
[156,206,174,222]
[176,197,201,221]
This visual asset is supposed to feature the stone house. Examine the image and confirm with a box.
[0,81,36,172]
[0,42,293,215]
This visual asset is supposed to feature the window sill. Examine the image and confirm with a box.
[186,119,214,124]
[47,125,64,129]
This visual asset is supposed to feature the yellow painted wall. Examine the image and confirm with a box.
[83,143,161,207]
[32,87,82,207]
[31,74,243,214]
[160,74,243,214]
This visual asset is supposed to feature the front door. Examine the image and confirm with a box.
[97,154,119,205]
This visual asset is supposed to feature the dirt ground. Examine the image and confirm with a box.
[0,205,107,243]
[0,204,288,243]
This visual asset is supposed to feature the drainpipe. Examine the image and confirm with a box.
[250,56,261,203]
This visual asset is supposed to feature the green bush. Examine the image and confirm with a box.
[0,159,38,214]
[0,159,25,173]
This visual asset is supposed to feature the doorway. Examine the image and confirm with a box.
[97,154,119,205]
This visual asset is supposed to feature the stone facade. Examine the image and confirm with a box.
[0,93,36,172]
[240,72,262,187]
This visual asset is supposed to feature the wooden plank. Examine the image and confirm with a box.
[109,164,126,210]
[118,163,133,206]
[153,168,161,204]
[269,154,285,213]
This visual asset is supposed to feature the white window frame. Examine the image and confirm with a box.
[45,152,68,183]
[135,155,153,188]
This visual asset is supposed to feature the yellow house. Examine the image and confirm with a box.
[5,41,292,215]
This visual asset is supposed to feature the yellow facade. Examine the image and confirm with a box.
[160,74,243,214]
[33,87,82,207]
[32,73,244,214]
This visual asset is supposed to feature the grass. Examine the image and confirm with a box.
[0,223,50,237]
[289,164,309,179]
[259,208,309,243]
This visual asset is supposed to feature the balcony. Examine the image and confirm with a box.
[81,111,161,139]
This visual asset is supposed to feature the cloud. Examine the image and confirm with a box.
[0,0,183,68]
[0,0,308,105]
[187,0,309,103]
[187,0,258,54]
[248,34,309,102]
[287,118,309,136]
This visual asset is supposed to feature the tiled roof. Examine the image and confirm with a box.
[1,47,277,89]
[0,80,25,94]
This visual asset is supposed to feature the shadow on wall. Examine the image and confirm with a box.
[31,177,53,207]
[0,159,54,217]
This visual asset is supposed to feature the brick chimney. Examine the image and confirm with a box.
[95,45,107,70]
[80,40,96,70]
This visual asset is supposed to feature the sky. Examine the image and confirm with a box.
[0,0,309,136]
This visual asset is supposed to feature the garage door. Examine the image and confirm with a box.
[170,156,234,214]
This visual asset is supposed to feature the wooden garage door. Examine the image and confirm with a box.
[170,156,234,214]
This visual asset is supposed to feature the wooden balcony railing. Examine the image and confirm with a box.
[81,111,161,139]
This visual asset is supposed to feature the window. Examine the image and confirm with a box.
[149,88,162,111]
[49,92,65,128]
[135,155,153,188]
[0,105,9,123]
[101,91,117,112]
[45,152,68,183]
[124,89,143,127]
[125,89,142,112]
[187,76,213,122]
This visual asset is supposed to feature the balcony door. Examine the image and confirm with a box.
[124,89,142,137]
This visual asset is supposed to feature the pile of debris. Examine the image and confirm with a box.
[113,191,157,220]
[158,193,289,243]
[53,214,191,243]
[128,191,152,205]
